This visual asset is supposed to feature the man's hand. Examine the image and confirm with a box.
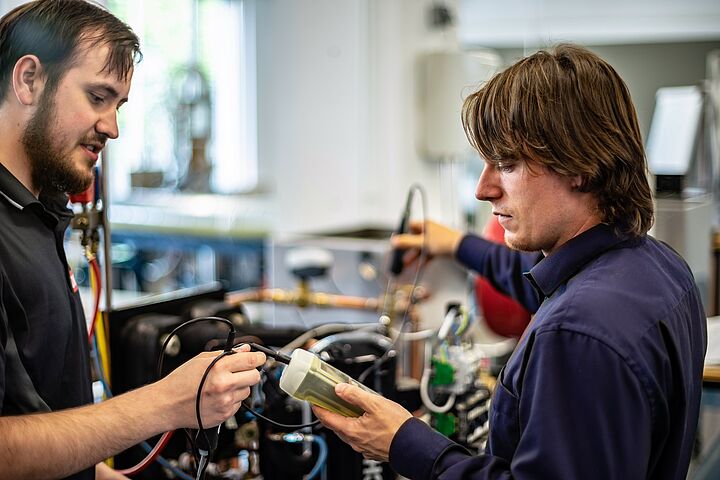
[312,383,412,462]
[391,220,463,260]
[0,349,266,479]
[157,344,266,430]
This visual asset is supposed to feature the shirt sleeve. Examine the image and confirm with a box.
[389,329,653,479]
[389,418,513,480]
[455,234,543,313]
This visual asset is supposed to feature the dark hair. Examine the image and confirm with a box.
[0,0,141,101]
[462,44,654,237]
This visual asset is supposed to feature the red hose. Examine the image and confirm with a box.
[116,431,176,476]
[85,259,177,476]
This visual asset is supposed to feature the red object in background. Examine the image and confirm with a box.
[68,181,94,204]
[475,216,531,338]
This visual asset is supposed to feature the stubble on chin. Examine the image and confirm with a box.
[21,90,93,195]
[503,233,537,253]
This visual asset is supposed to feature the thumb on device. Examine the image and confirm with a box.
[335,383,376,412]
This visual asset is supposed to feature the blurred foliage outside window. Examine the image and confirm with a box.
[107,0,257,198]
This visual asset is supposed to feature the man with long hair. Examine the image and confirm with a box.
[315,44,707,479]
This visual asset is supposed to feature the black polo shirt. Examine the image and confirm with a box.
[0,162,94,479]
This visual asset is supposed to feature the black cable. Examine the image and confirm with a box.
[195,350,234,453]
[156,316,235,379]
[388,187,415,277]
[360,184,429,385]
[241,402,321,430]
[155,316,236,480]
[357,260,428,384]
[157,315,321,476]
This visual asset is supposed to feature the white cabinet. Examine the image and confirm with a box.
[459,0,720,47]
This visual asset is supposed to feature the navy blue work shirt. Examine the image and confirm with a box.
[389,223,707,479]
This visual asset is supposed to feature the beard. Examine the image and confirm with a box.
[21,88,95,195]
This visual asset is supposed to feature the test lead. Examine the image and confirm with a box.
[247,342,292,364]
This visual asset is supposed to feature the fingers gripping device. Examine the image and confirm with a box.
[278,349,377,417]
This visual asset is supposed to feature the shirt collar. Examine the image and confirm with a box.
[524,223,632,299]
[0,162,41,210]
[0,162,73,228]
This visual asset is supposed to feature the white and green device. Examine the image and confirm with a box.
[279,349,377,417]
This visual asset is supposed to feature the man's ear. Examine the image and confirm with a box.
[12,55,45,106]
[570,175,584,191]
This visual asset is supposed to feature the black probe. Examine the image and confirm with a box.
[389,190,413,276]
[247,342,291,364]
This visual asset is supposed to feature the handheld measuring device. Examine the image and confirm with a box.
[279,349,377,417]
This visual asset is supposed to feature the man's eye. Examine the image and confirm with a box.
[89,93,104,104]
[496,162,515,172]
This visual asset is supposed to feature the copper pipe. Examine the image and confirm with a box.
[225,286,429,314]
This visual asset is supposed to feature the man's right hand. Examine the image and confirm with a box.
[156,344,266,430]
[391,220,464,259]
[0,345,266,479]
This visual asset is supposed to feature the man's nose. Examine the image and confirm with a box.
[475,164,501,201]
[96,110,119,139]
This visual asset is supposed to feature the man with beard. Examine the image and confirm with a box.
[313,45,708,479]
[0,2,266,479]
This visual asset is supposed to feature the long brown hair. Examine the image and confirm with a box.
[0,0,141,101]
[462,44,653,237]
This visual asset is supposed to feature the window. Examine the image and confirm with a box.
[107,0,257,198]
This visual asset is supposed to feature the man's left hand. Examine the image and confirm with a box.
[312,383,412,462]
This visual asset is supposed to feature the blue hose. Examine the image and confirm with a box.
[138,444,194,480]
[306,435,328,480]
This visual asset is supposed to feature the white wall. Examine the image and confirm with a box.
[3,0,718,238]
[495,41,720,139]
[256,0,473,235]
[256,0,720,235]
[459,0,720,47]
[1,0,477,236]
[256,0,362,234]
[0,0,25,11]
